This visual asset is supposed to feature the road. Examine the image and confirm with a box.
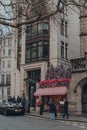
[0,115,87,130]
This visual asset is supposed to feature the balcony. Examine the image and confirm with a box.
[71,58,87,73]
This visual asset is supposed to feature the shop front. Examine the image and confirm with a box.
[34,64,71,114]
[34,86,67,114]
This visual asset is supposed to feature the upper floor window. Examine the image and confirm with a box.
[65,21,68,37]
[8,38,12,47]
[61,20,64,36]
[26,19,49,39]
[6,74,11,85]
[1,75,4,84]
[8,61,11,68]
[65,43,68,59]
[61,41,64,58]
[61,41,68,59]
[3,49,5,56]
[8,49,11,56]
[2,61,5,68]
[2,39,5,46]
[61,20,68,37]
[26,41,49,63]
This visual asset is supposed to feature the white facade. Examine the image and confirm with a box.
[0,33,12,100]
[11,1,80,98]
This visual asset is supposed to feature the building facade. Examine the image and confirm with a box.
[68,0,87,115]
[0,33,12,100]
[11,0,80,114]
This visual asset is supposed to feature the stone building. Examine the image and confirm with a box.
[11,0,80,113]
[0,33,12,100]
[68,0,87,115]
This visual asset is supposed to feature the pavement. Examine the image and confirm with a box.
[26,111,87,123]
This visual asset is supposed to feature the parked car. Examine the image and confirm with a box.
[0,101,25,116]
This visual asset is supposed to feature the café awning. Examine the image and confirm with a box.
[34,86,67,96]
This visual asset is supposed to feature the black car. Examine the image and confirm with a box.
[0,101,25,116]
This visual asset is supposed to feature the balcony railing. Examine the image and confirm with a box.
[71,58,87,72]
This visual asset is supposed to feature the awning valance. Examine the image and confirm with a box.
[34,86,67,96]
[39,78,71,85]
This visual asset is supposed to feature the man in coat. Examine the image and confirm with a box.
[63,98,69,118]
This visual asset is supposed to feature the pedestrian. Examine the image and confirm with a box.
[63,98,69,118]
[48,100,55,120]
[12,96,16,103]
[21,97,26,114]
[17,96,21,103]
[40,100,44,115]
[53,100,57,118]
[25,97,31,113]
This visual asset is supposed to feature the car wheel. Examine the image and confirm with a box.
[3,110,8,116]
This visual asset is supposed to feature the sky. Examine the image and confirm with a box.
[0,0,12,34]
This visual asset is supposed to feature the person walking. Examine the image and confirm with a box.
[53,100,57,118]
[48,100,55,120]
[25,97,31,113]
[40,100,44,115]
[63,98,69,118]
[21,97,26,114]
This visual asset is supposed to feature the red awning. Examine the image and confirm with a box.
[34,86,67,96]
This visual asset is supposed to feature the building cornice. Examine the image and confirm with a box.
[80,33,87,37]
[79,15,87,19]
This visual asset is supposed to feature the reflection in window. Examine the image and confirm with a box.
[26,41,49,63]
[32,23,37,37]
[32,47,37,59]
[38,22,43,35]
[26,49,31,59]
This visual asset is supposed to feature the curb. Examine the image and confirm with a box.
[26,113,87,123]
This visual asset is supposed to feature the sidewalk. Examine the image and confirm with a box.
[26,111,87,123]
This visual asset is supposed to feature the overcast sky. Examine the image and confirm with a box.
[0,0,12,34]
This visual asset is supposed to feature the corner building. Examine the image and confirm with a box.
[12,0,80,114]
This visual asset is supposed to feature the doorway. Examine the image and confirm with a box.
[82,85,87,113]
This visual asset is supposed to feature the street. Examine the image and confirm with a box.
[0,115,87,130]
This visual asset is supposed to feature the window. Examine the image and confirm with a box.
[38,22,43,35]
[8,61,11,68]
[3,49,5,56]
[6,74,11,85]
[61,20,64,35]
[61,41,64,58]
[26,19,49,39]
[3,39,5,46]
[65,22,68,37]
[7,87,10,96]
[38,42,43,58]
[65,43,68,59]
[8,38,12,47]
[1,75,4,84]
[2,61,5,68]
[31,43,37,59]
[26,41,49,62]
[32,23,37,37]
[26,24,32,39]
[8,49,11,56]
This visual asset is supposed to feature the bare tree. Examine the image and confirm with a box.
[0,0,87,29]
